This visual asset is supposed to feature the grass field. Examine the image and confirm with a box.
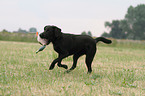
[0,41,145,96]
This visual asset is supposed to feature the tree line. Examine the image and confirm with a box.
[101,4,145,40]
[2,27,37,33]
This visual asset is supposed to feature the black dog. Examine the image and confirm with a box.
[39,25,112,73]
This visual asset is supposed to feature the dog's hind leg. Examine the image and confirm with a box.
[49,58,60,70]
[85,48,96,74]
[66,52,84,73]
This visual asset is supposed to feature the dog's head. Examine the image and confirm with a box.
[39,26,62,45]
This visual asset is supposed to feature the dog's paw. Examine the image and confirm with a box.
[87,71,92,74]
[62,65,68,69]
[49,65,55,70]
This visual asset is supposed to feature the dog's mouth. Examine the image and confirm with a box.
[44,39,50,45]
[46,41,50,45]
[37,33,50,45]
[43,39,51,45]
[39,40,50,45]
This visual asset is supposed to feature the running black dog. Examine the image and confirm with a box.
[39,25,112,73]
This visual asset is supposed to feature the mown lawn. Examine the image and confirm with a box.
[0,41,145,96]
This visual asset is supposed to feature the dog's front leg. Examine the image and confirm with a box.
[57,54,68,69]
[49,58,59,70]
[57,59,68,69]
[49,53,68,70]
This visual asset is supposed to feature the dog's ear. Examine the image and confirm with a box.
[54,27,62,38]
[44,26,47,31]
[44,26,49,31]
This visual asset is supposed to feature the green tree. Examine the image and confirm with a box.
[17,28,28,33]
[101,32,110,37]
[1,29,8,32]
[102,4,145,40]
[29,27,37,33]
[81,31,92,36]
[87,31,92,36]
[120,4,145,40]
[103,20,125,39]
[81,31,87,35]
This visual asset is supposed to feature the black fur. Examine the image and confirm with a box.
[40,25,112,73]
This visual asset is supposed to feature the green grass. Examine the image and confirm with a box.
[0,41,145,96]
[0,32,37,43]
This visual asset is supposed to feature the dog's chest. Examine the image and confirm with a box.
[53,45,64,54]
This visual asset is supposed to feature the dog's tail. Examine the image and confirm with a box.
[95,37,112,44]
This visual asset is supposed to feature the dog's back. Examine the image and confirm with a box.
[56,33,96,55]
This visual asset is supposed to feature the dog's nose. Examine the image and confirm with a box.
[39,33,44,38]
